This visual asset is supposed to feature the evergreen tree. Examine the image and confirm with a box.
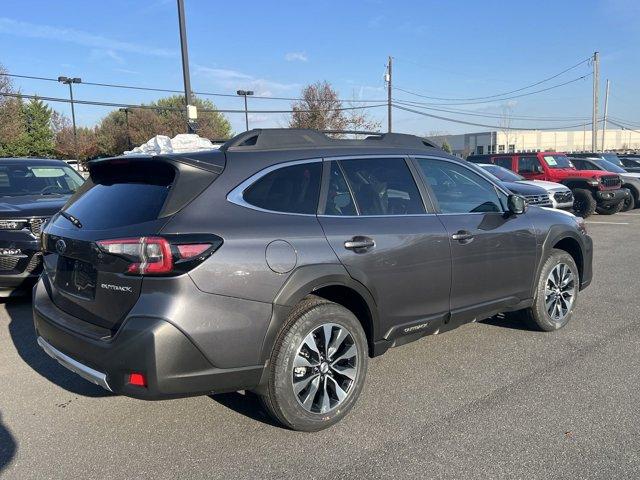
[20,98,55,156]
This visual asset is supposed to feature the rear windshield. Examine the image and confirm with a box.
[541,155,574,169]
[62,162,174,229]
[0,163,84,197]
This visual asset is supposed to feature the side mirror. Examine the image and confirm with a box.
[508,194,527,215]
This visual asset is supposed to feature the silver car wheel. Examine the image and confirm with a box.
[545,263,577,322]
[292,323,358,414]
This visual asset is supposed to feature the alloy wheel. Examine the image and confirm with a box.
[292,323,358,414]
[545,263,577,322]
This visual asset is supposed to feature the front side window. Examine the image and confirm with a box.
[243,162,322,214]
[417,159,503,214]
[338,158,425,216]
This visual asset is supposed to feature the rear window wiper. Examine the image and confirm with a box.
[60,211,83,229]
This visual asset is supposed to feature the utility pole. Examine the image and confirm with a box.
[386,56,392,133]
[601,79,610,152]
[177,0,196,133]
[591,51,599,152]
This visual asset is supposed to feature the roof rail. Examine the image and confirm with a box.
[221,128,439,151]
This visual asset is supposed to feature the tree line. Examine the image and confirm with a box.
[1,65,382,162]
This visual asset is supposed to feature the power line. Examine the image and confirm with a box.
[608,120,640,134]
[392,103,594,131]
[392,99,592,122]
[1,72,387,103]
[393,73,593,106]
[391,56,591,101]
[0,91,387,114]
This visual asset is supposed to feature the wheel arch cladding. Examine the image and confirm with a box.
[259,264,379,363]
[623,183,639,201]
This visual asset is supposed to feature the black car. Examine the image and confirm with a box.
[620,155,640,173]
[34,129,592,431]
[0,158,84,296]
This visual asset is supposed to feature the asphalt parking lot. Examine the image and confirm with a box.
[1,211,639,480]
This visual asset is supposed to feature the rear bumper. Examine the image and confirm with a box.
[595,188,629,206]
[33,279,265,399]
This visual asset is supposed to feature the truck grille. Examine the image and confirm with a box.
[554,191,574,203]
[601,175,621,189]
[26,253,42,273]
[525,194,553,207]
[28,217,48,237]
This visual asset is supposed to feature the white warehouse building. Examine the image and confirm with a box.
[427,129,640,157]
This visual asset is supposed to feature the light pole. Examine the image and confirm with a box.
[119,107,132,150]
[237,90,254,131]
[58,76,81,156]
[176,0,196,133]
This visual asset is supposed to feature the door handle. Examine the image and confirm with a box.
[451,231,474,243]
[344,236,375,251]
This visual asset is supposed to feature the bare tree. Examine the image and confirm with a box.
[289,81,380,133]
[499,105,514,153]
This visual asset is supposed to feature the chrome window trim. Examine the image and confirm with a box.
[226,158,323,217]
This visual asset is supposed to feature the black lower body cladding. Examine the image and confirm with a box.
[32,277,269,399]
[596,188,628,207]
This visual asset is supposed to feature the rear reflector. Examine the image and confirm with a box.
[176,243,210,259]
[128,372,147,387]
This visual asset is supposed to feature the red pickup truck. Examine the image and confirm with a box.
[467,152,627,217]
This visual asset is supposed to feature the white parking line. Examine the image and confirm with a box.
[586,221,630,225]
[611,213,640,216]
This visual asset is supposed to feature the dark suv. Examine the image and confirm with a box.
[34,130,593,431]
[0,158,84,296]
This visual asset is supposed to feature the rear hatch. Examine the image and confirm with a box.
[41,151,225,333]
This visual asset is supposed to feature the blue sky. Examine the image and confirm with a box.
[1,0,639,136]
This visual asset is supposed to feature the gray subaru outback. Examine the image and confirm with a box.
[34,129,593,431]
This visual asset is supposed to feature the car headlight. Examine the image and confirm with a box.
[587,179,600,187]
[0,219,28,230]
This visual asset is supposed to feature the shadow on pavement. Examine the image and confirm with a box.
[481,312,534,331]
[0,413,16,474]
[209,392,285,429]
[4,297,110,398]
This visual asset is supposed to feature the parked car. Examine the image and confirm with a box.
[618,156,640,173]
[34,129,593,431]
[569,157,640,211]
[467,152,626,217]
[0,158,85,296]
[477,163,574,210]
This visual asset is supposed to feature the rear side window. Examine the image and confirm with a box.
[324,162,357,216]
[339,158,425,215]
[243,162,322,214]
[63,162,174,229]
[518,156,540,174]
[493,157,513,170]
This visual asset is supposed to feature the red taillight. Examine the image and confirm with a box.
[128,372,147,387]
[97,237,173,275]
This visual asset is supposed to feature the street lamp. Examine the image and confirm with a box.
[119,108,132,150]
[57,76,81,157]
[237,90,254,131]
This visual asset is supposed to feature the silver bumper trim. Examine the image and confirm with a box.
[37,336,112,392]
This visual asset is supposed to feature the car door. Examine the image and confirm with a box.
[317,156,451,338]
[517,155,546,180]
[413,157,538,326]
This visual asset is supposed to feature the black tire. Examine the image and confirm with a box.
[572,188,596,218]
[259,296,368,432]
[621,190,636,211]
[516,249,579,332]
[596,200,623,215]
